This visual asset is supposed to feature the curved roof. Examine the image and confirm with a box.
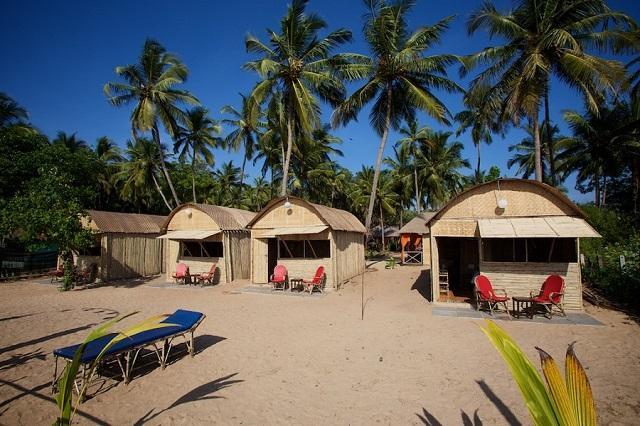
[163,203,255,231]
[399,212,437,234]
[426,179,586,226]
[87,210,166,234]
[247,196,366,233]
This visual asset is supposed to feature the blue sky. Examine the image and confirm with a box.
[2,0,638,204]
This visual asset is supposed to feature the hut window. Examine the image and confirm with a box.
[482,238,576,263]
[278,239,330,259]
[181,241,223,258]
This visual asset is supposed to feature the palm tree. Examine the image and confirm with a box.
[557,106,632,207]
[396,120,433,212]
[116,138,173,211]
[52,131,88,152]
[240,176,272,212]
[174,107,222,203]
[244,0,352,197]
[508,121,564,183]
[416,131,469,209]
[332,0,461,233]
[454,82,500,182]
[463,0,635,184]
[0,92,28,127]
[94,136,124,209]
[104,39,199,207]
[384,144,414,227]
[221,94,263,187]
[210,161,242,206]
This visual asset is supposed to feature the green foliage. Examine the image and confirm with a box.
[482,320,597,426]
[580,206,640,306]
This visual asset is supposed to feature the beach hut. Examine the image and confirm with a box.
[398,212,436,265]
[246,196,366,290]
[425,179,600,310]
[80,210,167,281]
[160,204,255,283]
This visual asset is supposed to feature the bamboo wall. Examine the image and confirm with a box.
[101,234,164,280]
[250,198,325,229]
[167,208,222,231]
[228,231,251,281]
[479,261,582,310]
[251,238,268,283]
[332,231,365,287]
[165,233,228,283]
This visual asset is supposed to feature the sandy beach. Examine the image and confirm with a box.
[1,263,639,425]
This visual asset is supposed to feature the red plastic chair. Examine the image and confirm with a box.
[172,263,189,284]
[270,264,288,291]
[474,274,511,318]
[531,275,566,318]
[304,266,326,294]
[198,263,218,286]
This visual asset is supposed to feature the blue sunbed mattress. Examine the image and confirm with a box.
[53,309,204,363]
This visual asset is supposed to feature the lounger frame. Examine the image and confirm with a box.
[51,314,205,397]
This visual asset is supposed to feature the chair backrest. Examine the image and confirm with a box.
[311,266,325,284]
[539,275,564,303]
[474,274,494,300]
[207,263,217,275]
[273,264,288,280]
[175,263,188,277]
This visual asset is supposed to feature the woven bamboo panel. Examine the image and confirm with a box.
[228,232,251,280]
[430,220,478,237]
[168,208,221,231]
[251,238,268,283]
[105,234,163,280]
[438,181,577,220]
[332,231,365,287]
[480,261,582,311]
[251,198,326,229]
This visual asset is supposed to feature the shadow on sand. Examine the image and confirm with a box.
[410,269,432,302]
[417,380,522,426]
[133,372,243,425]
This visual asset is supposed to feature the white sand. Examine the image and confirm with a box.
[1,263,639,425]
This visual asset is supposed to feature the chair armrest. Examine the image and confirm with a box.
[269,274,274,281]
[549,292,564,301]
[493,288,508,296]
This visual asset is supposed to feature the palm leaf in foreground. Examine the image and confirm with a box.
[481,320,597,426]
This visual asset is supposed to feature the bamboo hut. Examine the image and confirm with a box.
[246,196,366,290]
[160,204,255,283]
[426,179,600,310]
[398,212,436,265]
[81,210,167,281]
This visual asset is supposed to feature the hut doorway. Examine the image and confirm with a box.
[267,238,278,281]
[436,237,479,303]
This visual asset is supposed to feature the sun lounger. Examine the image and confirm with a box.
[52,309,205,394]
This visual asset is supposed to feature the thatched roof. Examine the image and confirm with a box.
[86,210,166,234]
[247,196,366,233]
[164,203,255,231]
[399,212,437,234]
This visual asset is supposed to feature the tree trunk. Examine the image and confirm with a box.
[191,151,197,203]
[151,172,173,212]
[633,158,639,214]
[476,141,481,183]
[544,89,556,186]
[399,201,403,229]
[594,170,601,208]
[152,123,180,206]
[602,175,607,207]
[379,203,385,252]
[240,155,247,187]
[414,161,420,212]
[365,85,393,237]
[532,110,543,182]
[280,98,294,196]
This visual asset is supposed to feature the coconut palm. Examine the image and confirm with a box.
[0,92,28,127]
[508,121,564,183]
[116,138,172,211]
[52,131,89,152]
[332,0,462,233]
[221,94,263,187]
[174,107,222,203]
[243,0,352,197]
[454,82,501,183]
[396,120,434,212]
[104,39,199,206]
[384,144,414,227]
[210,161,242,206]
[416,131,469,209]
[463,0,635,184]
[94,136,124,209]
